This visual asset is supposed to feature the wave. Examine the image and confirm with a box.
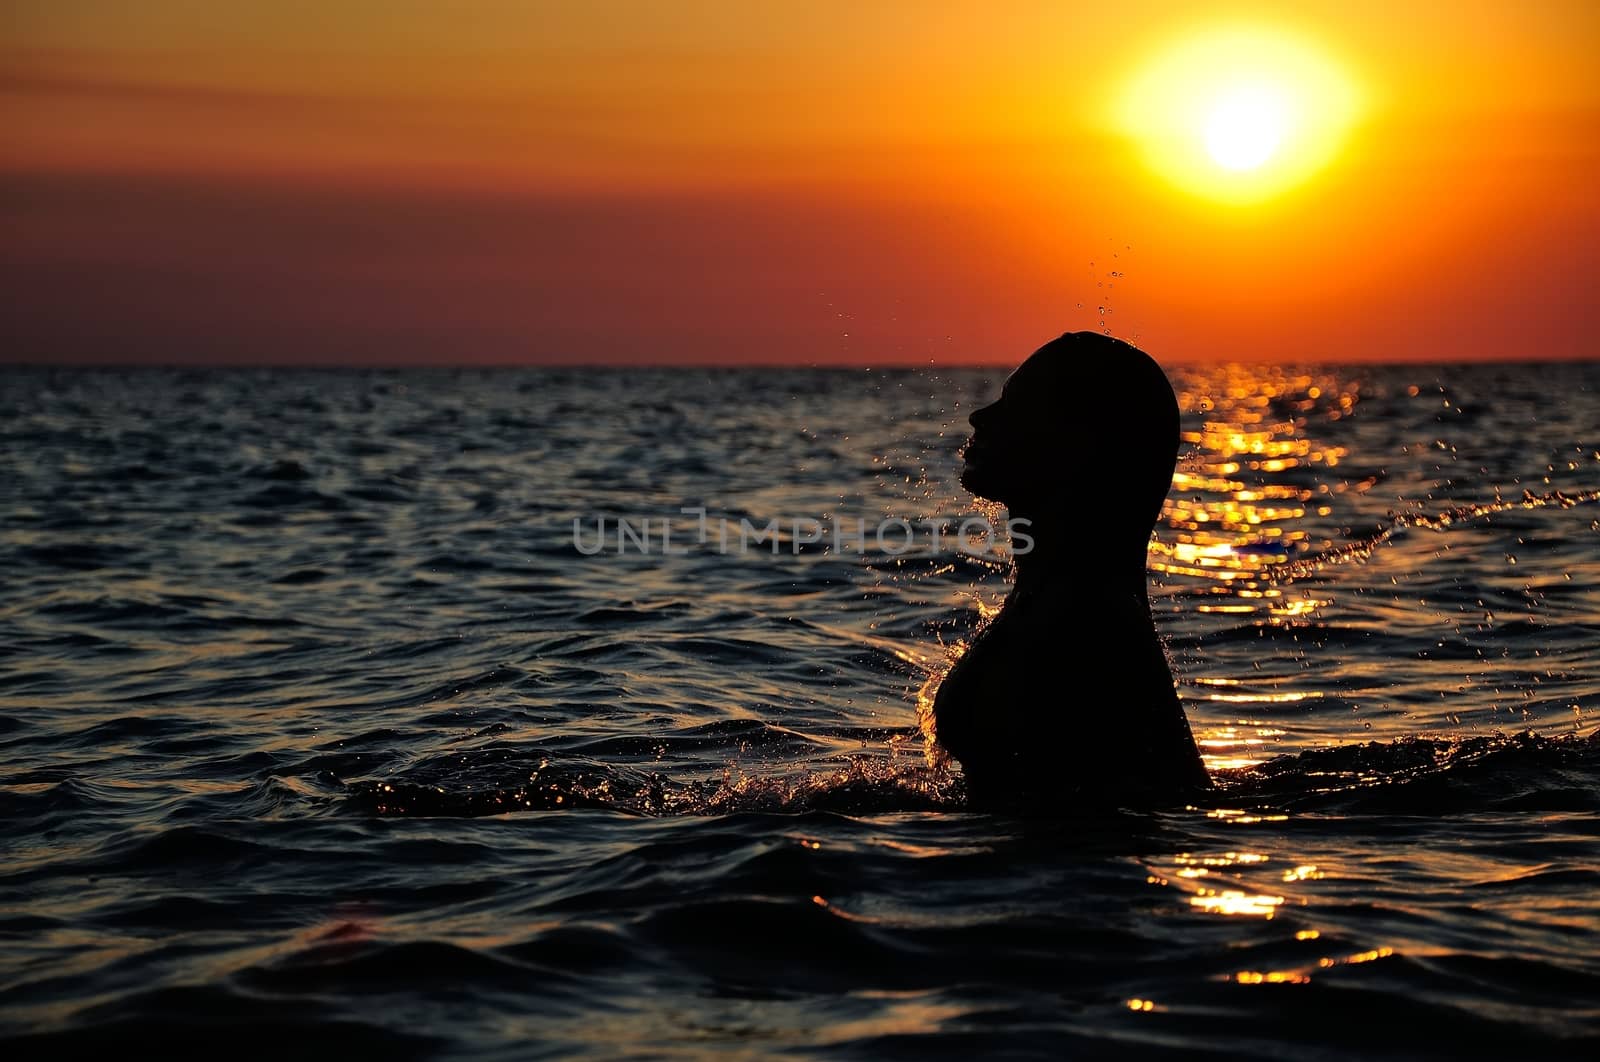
[1225,729,1600,813]
[1263,488,1600,585]
[343,730,1599,819]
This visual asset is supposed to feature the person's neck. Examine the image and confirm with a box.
[1007,509,1151,601]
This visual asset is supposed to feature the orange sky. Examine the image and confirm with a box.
[3,1,1596,364]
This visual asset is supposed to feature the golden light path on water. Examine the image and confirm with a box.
[1155,365,1356,771]
[1147,364,1598,775]
[1139,840,1402,994]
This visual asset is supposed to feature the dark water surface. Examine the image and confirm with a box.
[3,363,1598,1058]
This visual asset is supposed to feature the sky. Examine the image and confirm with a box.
[2,1,1597,365]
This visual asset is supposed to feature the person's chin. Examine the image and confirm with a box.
[959,460,998,499]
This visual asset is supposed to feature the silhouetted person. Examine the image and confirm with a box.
[930,332,1210,806]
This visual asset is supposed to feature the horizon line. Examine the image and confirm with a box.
[3,354,1597,371]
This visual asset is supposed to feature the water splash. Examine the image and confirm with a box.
[1259,488,1600,585]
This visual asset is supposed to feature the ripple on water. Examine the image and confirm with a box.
[1,363,1598,1055]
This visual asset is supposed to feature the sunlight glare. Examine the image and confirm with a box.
[1204,86,1288,171]
[1117,25,1362,203]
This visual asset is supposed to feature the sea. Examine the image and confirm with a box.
[2,361,1597,1059]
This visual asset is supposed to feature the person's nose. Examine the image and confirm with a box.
[968,401,999,432]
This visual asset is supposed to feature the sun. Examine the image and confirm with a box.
[1115,25,1362,203]
[1204,85,1289,171]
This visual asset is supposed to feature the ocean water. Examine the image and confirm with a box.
[2,362,1598,1058]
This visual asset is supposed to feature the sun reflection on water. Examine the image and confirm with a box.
[1154,365,1360,603]
[1148,366,1372,767]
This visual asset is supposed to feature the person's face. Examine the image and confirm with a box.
[959,373,1042,505]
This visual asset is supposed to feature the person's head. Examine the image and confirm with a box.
[961,331,1180,541]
